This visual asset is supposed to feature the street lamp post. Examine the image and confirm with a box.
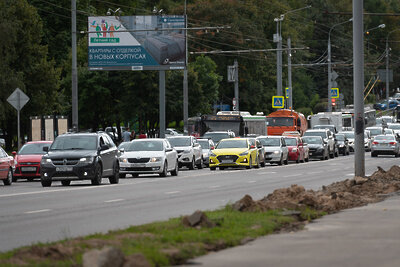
[274,5,311,97]
[386,29,400,110]
[327,18,352,112]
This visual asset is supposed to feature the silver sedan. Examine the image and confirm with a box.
[119,139,179,177]
[371,134,400,157]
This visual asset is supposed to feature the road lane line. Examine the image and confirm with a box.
[24,209,51,214]
[165,191,180,195]
[104,199,124,203]
[209,185,221,189]
[258,171,277,175]
[247,181,257,184]
[283,173,302,178]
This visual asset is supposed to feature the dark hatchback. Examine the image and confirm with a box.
[302,136,329,160]
[40,132,120,187]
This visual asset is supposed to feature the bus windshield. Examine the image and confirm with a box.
[267,117,293,127]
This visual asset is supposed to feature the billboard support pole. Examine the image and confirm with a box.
[71,0,78,132]
[159,70,166,138]
[183,1,188,134]
[234,59,239,111]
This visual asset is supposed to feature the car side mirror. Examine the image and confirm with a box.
[12,151,17,156]
[166,147,173,152]
[43,147,49,152]
[100,144,108,151]
[119,148,125,153]
[303,143,308,146]
[194,143,200,147]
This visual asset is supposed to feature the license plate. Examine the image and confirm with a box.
[21,167,36,172]
[221,160,233,163]
[133,163,146,167]
[56,166,73,172]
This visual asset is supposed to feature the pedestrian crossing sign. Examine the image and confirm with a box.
[331,88,339,98]
[272,96,284,108]
[285,87,289,98]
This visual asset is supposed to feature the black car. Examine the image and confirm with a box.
[302,136,329,160]
[335,134,350,156]
[40,132,119,187]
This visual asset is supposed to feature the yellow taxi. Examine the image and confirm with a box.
[209,138,258,170]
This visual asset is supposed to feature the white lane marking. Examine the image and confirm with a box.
[307,171,323,174]
[247,180,257,184]
[165,191,180,195]
[104,199,124,203]
[258,171,277,175]
[209,185,221,189]
[24,209,51,214]
[346,173,354,176]
[283,173,302,178]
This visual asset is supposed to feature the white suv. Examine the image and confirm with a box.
[303,129,337,158]
[167,136,203,169]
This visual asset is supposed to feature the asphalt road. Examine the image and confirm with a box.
[0,153,398,252]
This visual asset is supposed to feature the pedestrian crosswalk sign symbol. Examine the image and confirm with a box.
[272,96,284,108]
[331,88,339,98]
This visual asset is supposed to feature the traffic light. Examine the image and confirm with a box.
[331,98,336,106]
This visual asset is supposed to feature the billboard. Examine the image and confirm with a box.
[88,15,186,71]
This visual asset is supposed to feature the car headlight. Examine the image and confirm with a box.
[119,158,127,163]
[183,149,191,154]
[339,145,344,148]
[80,157,94,163]
[273,150,280,154]
[292,148,297,152]
[239,151,249,156]
[41,158,52,164]
[150,157,162,162]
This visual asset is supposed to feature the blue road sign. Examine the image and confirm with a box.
[331,88,339,98]
[272,96,284,108]
[285,87,289,98]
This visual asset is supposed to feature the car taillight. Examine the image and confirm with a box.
[372,141,379,145]
[390,142,397,145]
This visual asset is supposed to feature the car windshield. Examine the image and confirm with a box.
[342,132,354,139]
[374,135,395,141]
[388,124,400,130]
[202,133,229,143]
[302,137,323,144]
[367,128,382,136]
[167,137,191,147]
[283,138,297,146]
[50,136,97,150]
[127,140,163,151]
[18,143,51,155]
[335,135,345,141]
[303,131,327,139]
[266,117,293,126]
[216,139,248,149]
[197,140,210,149]
[258,138,280,146]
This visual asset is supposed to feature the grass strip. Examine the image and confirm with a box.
[0,206,324,266]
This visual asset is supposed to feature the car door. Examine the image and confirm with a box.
[192,137,202,162]
[297,138,304,160]
[281,137,288,160]
[99,135,112,175]
[0,147,7,178]
[105,134,118,174]
[164,140,176,170]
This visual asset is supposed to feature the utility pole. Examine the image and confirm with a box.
[234,59,239,111]
[71,0,78,131]
[183,0,188,133]
[274,17,283,96]
[327,34,332,112]
[159,71,166,138]
[287,37,293,110]
[353,0,365,177]
[386,40,390,110]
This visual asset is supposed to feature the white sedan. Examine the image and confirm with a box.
[119,139,179,177]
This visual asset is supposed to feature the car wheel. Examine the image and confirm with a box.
[255,156,260,168]
[284,156,288,165]
[261,156,266,167]
[305,155,309,162]
[41,176,52,187]
[197,157,203,169]
[189,157,195,170]
[12,175,18,182]
[3,168,12,186]
[335,148,339,157]
[329,148,334,158]
[61,180,71,186]
[109,163,120,184]
[396,152,399,158]
[210,167,216,171]
[27,177,34,182]
[171,161,179,176]
[119,173,126,178]
[91,164,102,185]
[296,157,299,163]
[159,161,168,177]
[246,157,252,169]
[277,156,283,166]
[219,166,225,170]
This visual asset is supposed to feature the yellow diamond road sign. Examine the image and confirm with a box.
[272,96,284,108]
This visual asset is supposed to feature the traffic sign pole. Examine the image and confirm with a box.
[7,88,30,150]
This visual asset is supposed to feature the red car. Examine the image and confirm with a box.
[12,141,52,182]
[283,136,306,163]
[0,146,14,185]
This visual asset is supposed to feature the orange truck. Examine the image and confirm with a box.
[266,109,308,136]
